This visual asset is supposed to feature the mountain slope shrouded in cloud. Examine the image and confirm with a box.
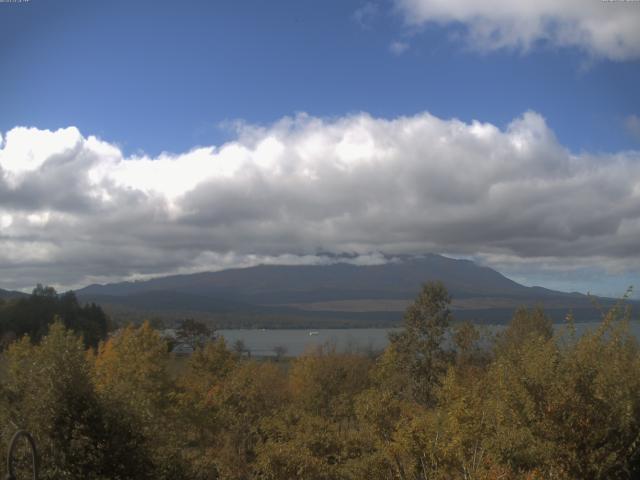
[75,255,631,327]
[1,112,639,296]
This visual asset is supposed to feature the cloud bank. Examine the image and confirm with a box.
[393,0,640,60]
[1,111,639,291]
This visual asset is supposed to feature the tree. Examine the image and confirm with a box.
[175,338,238,479]
[289,344,372,420]
[494,306,553,357]
[204,361,289,479]
[0,286,109,348]
[273,344,287,362]
[484,303,640,478]
[450,321,494,377]
[233,338,248,356]
[380,281,453,406]
[176,318,213,350]
[0,322,151,480]
[93,322,185,479]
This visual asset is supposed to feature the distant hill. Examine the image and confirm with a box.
[74,255,634,327]
[0,288,27,300]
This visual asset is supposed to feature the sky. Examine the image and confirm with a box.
[0,0,639,297]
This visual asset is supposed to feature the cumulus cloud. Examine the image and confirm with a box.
[392,0,640,60]
[1,111,640,291]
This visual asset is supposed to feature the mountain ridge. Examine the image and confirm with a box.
[0,288,28,300]
[68,254,629,327]
[77,254,576,300]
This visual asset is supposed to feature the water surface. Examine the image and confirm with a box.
[219,321,640,357]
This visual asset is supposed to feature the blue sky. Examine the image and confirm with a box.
[1,0,638,155]
[0,0,639,296]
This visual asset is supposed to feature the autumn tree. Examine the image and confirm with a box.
[257,345,376,479]
[0,322,150,480]
[175,338,238,478]
[209,361,289,478]
[494,306,553,357]
[93,322,185,479]
[289,344,372,420]
[378,281,453,406]
[485,302,640,478]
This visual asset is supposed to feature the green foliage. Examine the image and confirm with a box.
[0,285,109,348]
[381,281,453,406]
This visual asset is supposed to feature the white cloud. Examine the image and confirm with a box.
[353,2,379,29]
[389,40,410,55]
[0,127,82,185]
[1,111,640,290]
[393,0,640,60]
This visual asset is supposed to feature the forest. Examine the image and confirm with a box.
[0,284,109,349]
[0,281,638,479]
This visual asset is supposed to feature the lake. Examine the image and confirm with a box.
[219,321,640,357]
[218,328,396,356]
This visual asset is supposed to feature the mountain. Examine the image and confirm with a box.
[77,254,570,301]
[0,288,27,300]
[75,254,631,327]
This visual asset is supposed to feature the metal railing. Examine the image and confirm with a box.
[4,430,37,480]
